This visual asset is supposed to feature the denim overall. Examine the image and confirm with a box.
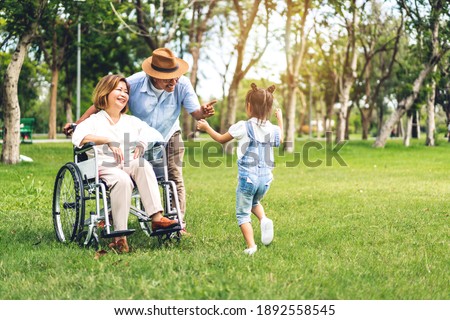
[235,121,279,226]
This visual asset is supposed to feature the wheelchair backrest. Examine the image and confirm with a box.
[74,143,99,183]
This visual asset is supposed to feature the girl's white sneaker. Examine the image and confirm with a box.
[243,245,257,255]
[261,218,274,245]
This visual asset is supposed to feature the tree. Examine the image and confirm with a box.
[283,0,312,152]
[221,0,272,153]
[182,0,217,139]
[110,0,204,139]
[62,1,139,127]
[207,10,236,133]
[374,0,450,147]
[1,0,46,164]
[37,1,75,139]
[314,26,340,134]
[435,60,450,141]
[352,1,403,140]
[333,0,360,143]
[132,0,195,50]
[424,67,437,146]
[34,0,133,134]
[0,53,41,125]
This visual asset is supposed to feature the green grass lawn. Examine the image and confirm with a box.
[0,137,448,300]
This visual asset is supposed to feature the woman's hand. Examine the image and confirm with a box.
[107,142,124,164]
[134,145,144,159]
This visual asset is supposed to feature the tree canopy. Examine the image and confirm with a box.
[2,0,450,163]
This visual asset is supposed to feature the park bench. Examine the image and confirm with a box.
[0,118,35,143]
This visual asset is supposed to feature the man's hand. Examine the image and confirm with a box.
[63,123,76,136]
[201,100,217,118]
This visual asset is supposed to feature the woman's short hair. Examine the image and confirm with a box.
[92,74,130,114]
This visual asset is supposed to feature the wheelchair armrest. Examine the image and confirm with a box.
[151,141,166,148]
[74,142,96,155]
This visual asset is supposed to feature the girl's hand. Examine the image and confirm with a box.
[275,108,282,120]
[196,119,210,131]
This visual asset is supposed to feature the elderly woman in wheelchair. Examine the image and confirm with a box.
[66,74,177,252]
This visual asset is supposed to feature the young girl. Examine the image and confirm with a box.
[197,83,283,255]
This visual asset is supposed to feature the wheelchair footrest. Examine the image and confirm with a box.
[101,229,136,238]
[150,224,182,236]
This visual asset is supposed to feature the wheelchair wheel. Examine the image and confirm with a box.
[76,230,99,250]
[52,162,85,242]
[139,220,152,237]
[131,193,152,237]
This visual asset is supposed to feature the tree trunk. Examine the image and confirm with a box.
[224,78,239,130]
[64,64,73,125]
[404,111,412,147]
[361,108,372,140]
[373,62,437,147]
[1,32,34,164]
[298,89,307,136]
[345,105,353,139]
[377,101,384,133]
[48,67,59,139]
[336,1,358,143]
[185,1,217,140]
[283,0,310,151]
[221,0,265,155]
[316,110,323,138]
[184,46,199,140]
[336,80,352,142]
[325,100,335,132]
[374,2,446,148]
[64,97,73,125]
[284,86,298,152]
[222,0,262,133]
[223,78,240,154]
[44,24,67,140]
[425,75,436,146]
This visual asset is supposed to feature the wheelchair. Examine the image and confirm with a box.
[52,140,182,249]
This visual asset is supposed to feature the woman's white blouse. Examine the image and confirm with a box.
[72,110,163,165]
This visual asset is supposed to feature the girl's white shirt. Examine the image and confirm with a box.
[228,117,281,160]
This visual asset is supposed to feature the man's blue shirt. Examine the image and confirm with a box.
[127,72,200,141]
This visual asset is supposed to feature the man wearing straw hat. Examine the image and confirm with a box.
[65,48,216,235]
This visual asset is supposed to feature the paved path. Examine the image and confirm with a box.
[32,139,71,143]
[0,139,71,144]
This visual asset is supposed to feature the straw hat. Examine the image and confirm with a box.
[141,48,189,79]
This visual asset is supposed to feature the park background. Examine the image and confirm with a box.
[0,0,449,300]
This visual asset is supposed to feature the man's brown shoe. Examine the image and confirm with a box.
[152,217,178,231]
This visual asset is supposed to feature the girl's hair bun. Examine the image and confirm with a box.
[267,85,276,93]
[251,83,258,91]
